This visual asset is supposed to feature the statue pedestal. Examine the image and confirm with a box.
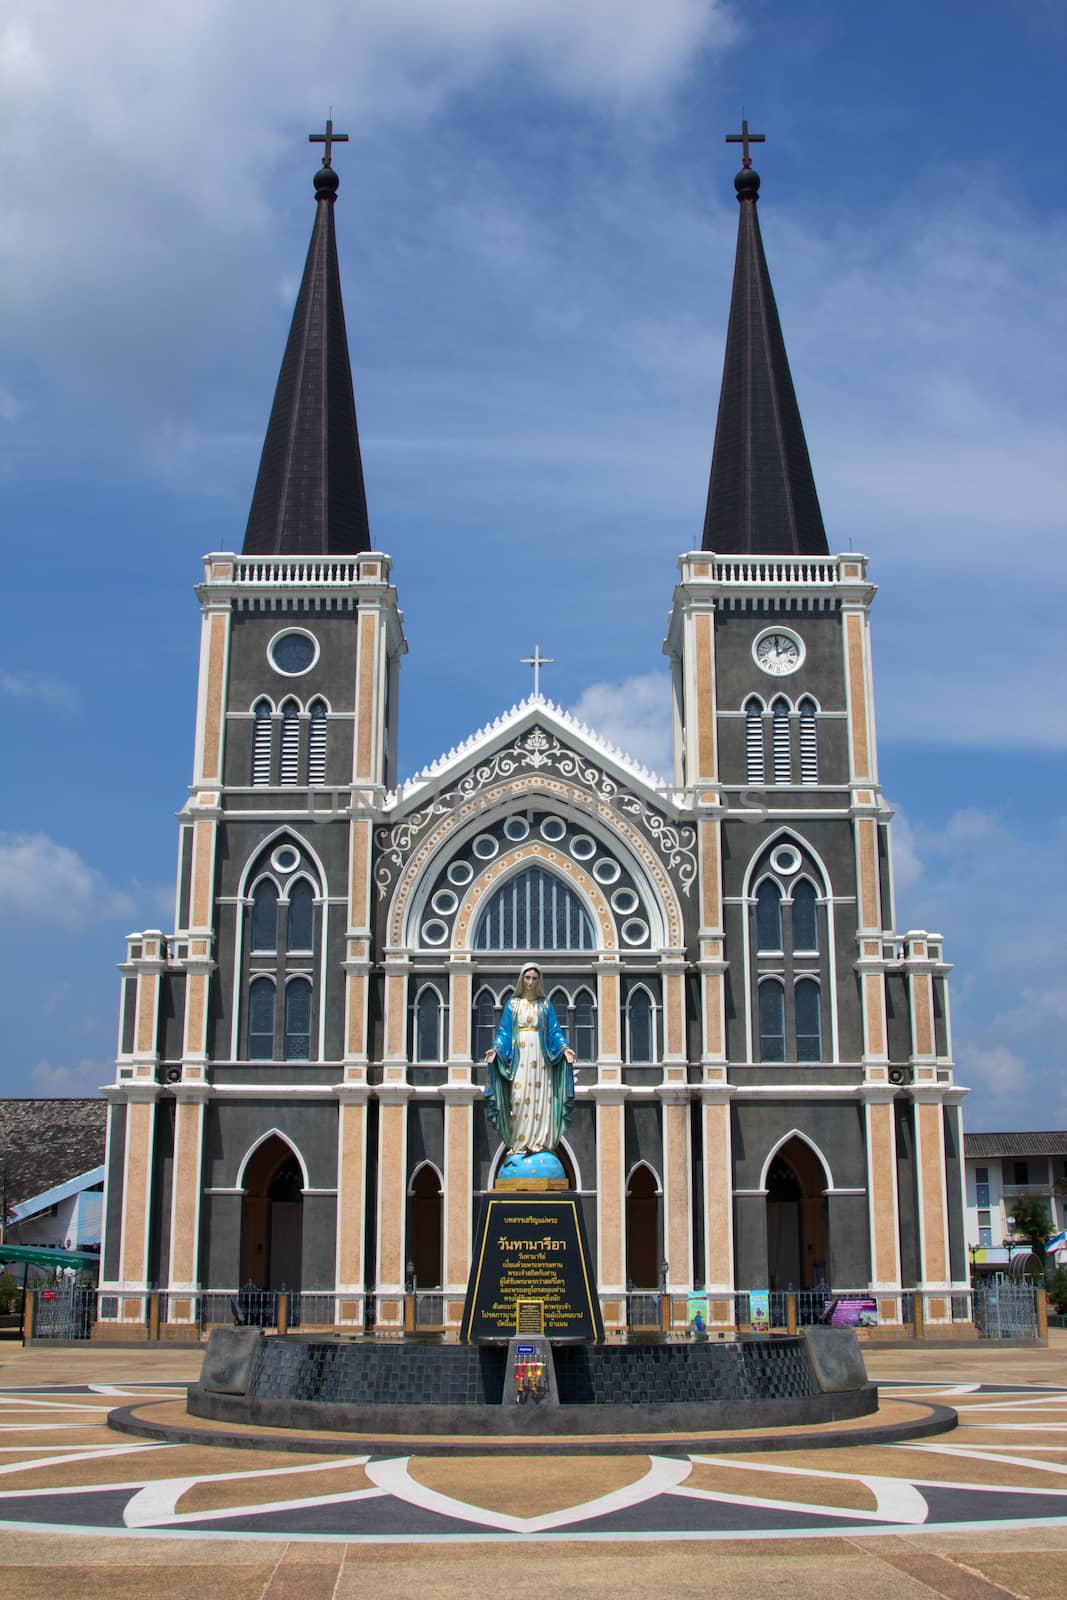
[461,1190,604,1345]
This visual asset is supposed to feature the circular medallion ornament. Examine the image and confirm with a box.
[753,627,804,676]
[268,630,318,676]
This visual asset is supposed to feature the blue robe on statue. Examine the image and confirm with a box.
[483,996,574,1153]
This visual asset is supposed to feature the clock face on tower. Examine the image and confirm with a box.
[753,627,804,676]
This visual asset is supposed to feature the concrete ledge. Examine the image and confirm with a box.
[185,1379,878,1436]
[110,1389,955,1457]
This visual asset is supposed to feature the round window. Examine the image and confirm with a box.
[593,859,621,885]
[503,816,530,842]
[621,917,649,946]
[431,888,459,916]
[539,816,566,843]
[570,834,596,861]
[473,834,499,860]
[421,920,449,946]
[271,846,299,873]
[611,887,639,915]
[770,845,801,875]
[447,860,474,887]
[268,630,318,676]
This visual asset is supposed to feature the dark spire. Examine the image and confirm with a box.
[701,131,829,556]
[242,132,371,557]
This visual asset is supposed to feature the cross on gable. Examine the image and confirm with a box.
[725,117,765,169]
[520,644,555,697]
[309,117,349,168]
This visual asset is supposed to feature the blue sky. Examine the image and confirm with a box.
[1,0,1064,1128]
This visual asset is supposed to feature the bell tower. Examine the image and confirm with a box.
[98,129,405,1335]
[665,125,965,1324]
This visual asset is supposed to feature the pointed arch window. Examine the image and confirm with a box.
[252,700,273,786]
[280,699,301,786]
[284,978,313,1060]
[250,880,279,953]
[308,699,328,786]
[745,697,765,784]
[286,878,315,953]
[795,978,822,1062]
[756,881,783,953]
[473,867,595,951]
[415,987,442,1062]
[792,879,818,953]
[625,986,655,1064]
[247,977,276,1059]
[758,979,786,1062]
[798,697,818,784]
[772,697,792,785]
[573,987,596,1062]
[472,988,496,1061]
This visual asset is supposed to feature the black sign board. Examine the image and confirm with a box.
[462,1194,604,1343]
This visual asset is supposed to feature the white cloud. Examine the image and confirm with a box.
[568,672,673,777]
[0,669,78,713]
[30,1059,111,1097]
[0,833,134,930]
[890,805,1067,1130]
[0,387,21,422]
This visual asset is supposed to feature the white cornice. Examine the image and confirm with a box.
[384,694,671,818]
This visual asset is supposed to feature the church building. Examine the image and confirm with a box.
[97,125,969,1338]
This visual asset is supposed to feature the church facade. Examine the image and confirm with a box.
[97,136,969,1339]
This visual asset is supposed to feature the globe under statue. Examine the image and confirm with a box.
[482,963,577,1186]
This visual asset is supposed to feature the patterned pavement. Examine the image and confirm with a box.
[4,1376,1067,1542]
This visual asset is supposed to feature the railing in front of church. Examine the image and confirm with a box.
[26,1283,1029,1340]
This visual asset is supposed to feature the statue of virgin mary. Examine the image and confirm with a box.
[483,963,576,1169]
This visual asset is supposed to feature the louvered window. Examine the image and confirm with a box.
[772,698,792,784]
[798,697,818,785]
[474,868,595,951]
[308,699,328,785]
[744,698,765,784]
[280,700,301,785]
[247,977,276,1059]
[758,980,785,1062]
[252,700,272,786]
[284,978,313,1060]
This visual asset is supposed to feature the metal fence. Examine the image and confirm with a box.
[973,1277,1040,1340]
[31,1284,97,1340]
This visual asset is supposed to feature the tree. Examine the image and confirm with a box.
[1008,1197,1053,1280]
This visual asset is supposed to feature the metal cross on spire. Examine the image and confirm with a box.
[520,644,555,697]
[309,117,349,167]
[725,117,765,169]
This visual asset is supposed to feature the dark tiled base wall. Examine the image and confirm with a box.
[181,1332,873,1433]
[245,1336,816,1409]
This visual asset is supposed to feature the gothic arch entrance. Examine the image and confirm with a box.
[409,1165,443,1289]
[239,1136,304,1291]
[766,1138,827,1290]
[626,1164,661,1289]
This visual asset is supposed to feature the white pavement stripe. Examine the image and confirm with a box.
[122,1454,373,1526]
[688,1456,928,1524]
[124,1485,387,1529]
[364,1453,693,1534]
[906,1444,1067,1477]
[669,1481,927,1525]
[0,1443,171,1480]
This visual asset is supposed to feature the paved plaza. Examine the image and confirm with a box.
[0,1335,1066,1597]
